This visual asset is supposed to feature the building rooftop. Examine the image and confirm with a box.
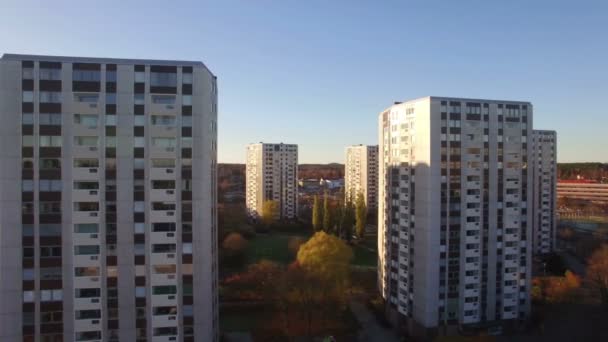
[1,53,214,75]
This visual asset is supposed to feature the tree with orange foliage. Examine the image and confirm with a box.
[586,244,608,308]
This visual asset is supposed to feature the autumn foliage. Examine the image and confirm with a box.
[586,244,608,308]
[532,270,581,303]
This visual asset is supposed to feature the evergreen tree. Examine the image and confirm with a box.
[342,199,355,241]
[323,191,331,232]
[312,195,321,231]
[355,192,367,239]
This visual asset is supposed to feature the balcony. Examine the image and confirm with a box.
[150,168,177,180]
[150,210,176,223]
[150,189,176,202]
[151,293,178,307]
[74,297,103,311]
[73,167,100,180]
[73,189,101,202]
[151,273,178,286]
[73,100,100,115]
[151,335,179,342]
[74,254,101,266]
[150,231,177,244]
[150,252,177,265]
[150,145,177,158]
[73,317,102,332]
[150,102,178,115]
[151,313,178,327]
[73,145,100,158]
[73,211,101,224]
[74,276,101,289]
[73,232,101,245]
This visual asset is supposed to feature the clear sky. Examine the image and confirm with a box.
[1,0,607,163]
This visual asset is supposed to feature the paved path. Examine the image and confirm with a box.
[349,301,400,342]
[558,252,586,276]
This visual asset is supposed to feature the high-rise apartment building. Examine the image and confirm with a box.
[345,145,378,208]
[532,130,557,255]
[0,54,218,342]
[246,143,298,220]
[378,97,532,337]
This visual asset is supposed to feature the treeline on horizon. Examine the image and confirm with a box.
[218,162,608,182]
[558,163,608,182]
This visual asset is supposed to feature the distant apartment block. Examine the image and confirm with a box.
[532,130,557,254]
[345,145,378,208]
[0,54,218,342]
[378,97,532,337]
[557,180,608,203]
[246,143,298,219]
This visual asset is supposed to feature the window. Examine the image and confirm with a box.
[39,91,62,103]
[73,69,100,82]
[152,137,176,148]
[23,268,35,280]
[74,136,98,146]
[74,245,100,255]
[106,70,117,82]
[106,93,116,104]
[153,265,176,274]
[22,113,34,124]
[134,158,145,169]
[182,243,193,254]
[134,243,145,256]
[74,158,99,167]
[182,73,193,84]
[22,91,34,102]
[39,68,61,80]
[134,94,145,105]
[105,114,117,126]
[151,159,175,168]
[22,67,34,79]
[39,202,61,214]
[75,309,101,320]
[39,136,62,147]
[150,72,176,87]
[106,137,117,148]
[134,137,145,148]
[74,267,98,277]
[76,288,101,298]
[39,180,62,192]
[135,287,146,298]
[151,95,176,104]
[23,291,35,303]
[76,331,102,341]
[22,180,34,192]
[135,71,145,83]
[41,289,63,302]
[74,93,99,103]
[39,113,62,125]
[74,114,99,127]
[22,135,34,147]
[134,223,145,234]
[182,95,192,106]
[133,115,147,127]
[152,285,177,295]
[182,116,192,127]
[151,115,176,126]
[75,224,98,233]
[182,137,193,148]
[134,202,145,213]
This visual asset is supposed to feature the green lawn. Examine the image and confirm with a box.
[352,242,377,267]
[244,232,378,267]
[245,233,306,265]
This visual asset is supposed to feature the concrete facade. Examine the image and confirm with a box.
[532,130,557,254]
[345,145,378,209]
[378,97,533,337]
[246,143,298,220]
[0,54,218,342]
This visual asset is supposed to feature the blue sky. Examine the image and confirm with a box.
[1,0,607,163]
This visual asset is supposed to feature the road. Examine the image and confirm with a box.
[349,301,400,342]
